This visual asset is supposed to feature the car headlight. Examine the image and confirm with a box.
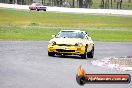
[75,43,83,46]
[50,41,56,45]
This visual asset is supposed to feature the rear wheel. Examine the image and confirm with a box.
[48,52,55,56]
[87,46,94,58]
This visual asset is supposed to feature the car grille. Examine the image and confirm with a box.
[57,44,72,46]
[56,49,75,52]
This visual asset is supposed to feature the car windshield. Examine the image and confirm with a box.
[56,31,84,39]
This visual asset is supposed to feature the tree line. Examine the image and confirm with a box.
[41,0,131,9]
[1,0,131,9]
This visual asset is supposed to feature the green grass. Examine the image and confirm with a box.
[0,8,132,42]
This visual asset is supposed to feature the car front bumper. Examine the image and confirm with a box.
[48,44,85,55]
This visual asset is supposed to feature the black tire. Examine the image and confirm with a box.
[87,46,94,58]
[43,9,46,11]
[37,9,39,11]
[48,52,55,56]
[81,52,87,59]
[81,45,88,59]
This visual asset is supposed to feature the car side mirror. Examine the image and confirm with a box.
[52,35,56,38]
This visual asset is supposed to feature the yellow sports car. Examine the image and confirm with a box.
[48,30,94,59]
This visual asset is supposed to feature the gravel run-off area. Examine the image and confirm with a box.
[92,56,132,71]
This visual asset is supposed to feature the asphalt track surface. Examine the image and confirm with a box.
[0,41,132,88]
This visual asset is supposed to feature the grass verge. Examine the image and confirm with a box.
[0,8,132,41]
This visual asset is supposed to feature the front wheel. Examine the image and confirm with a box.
[43,9,46,11]
[48,52,55,56]
[81,52,87,59]
[36,9,39,11]
[87,46,94,58]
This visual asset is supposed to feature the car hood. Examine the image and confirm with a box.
[50,38,85,45]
